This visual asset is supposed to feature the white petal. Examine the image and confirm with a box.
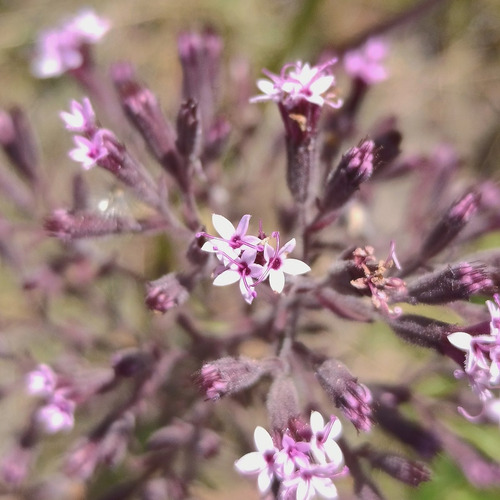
[257,469,273,494]
[280,238,296,254]
[269,270,285,294]
[212,214,235,240]
[324,441,344,466]
[234,451,265,474]
[235,214,251,236]
[329,418,342,440]
[256,79,276,95]
[281,258,311,276]
[254,426,274,452]
[309,75,334,95]
[213,270,240,286]
[296,479,313,500]
[310,411,325,433]
[313,477,338,499]
[448,332,472,350]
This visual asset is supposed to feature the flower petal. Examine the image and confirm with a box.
[213,270,240,287]
[269,270,285,294]
[448,331,472,351]
[212,214,235,240]
[281,258,311,276]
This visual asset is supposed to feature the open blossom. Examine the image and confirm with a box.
[448,295,500,421]
[235,412,346,499]
[251,59,342,109]
[69,130,113,170]
[32,9,110,78]
[263,233,312,294]
[60,98,97,134]
[26,364,57,397]
[343,38,388,85]
[36,391,75,434]
[199,215,310,302]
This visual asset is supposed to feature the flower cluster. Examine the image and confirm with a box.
[61,98,119,171]
[448,295,500,422]
[26,364,75,434]
[32,9,110,78]
[251,59,342,109]
[235,412,347,499]
[198,214,311,304]
[343,38,389,85]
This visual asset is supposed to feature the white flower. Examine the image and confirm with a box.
[36,392,75,434]
[26,364,56,397]
[309,411,343,466]
[264,235,311,293]
[235,426,278,494]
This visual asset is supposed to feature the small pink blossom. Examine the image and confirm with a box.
[69,130,111,170]
[344,38,389,85]
[263,233,311,294]
[32,9,109,78]
[36,391,75,434]
[26,364,56,397]
[60,97,96,134]
[251,59,342,109]
[309,411,343,466]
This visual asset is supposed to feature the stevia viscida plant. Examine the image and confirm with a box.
[1,3,500,499]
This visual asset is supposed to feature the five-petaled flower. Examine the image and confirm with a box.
[60,98,97,134]
[251,59,342,109]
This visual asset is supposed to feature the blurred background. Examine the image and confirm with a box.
[1,0,500,499]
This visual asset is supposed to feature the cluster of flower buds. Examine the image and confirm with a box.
[235,412,347,499]
[32,9,110,78]
[448,295,500,423]
[197,214,311,303]
[26,364,75,434]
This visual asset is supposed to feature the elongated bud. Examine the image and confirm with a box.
[359,445,431,487]
[388,314,454,353]
[176,98,201,161]
[0,107,39,184]
[322,140,375,212]
[112,348,154,378]
[316,359,373,432]
[402,190,480,276]
[145,273,190,313]
[45,209,141,241]
[405,262,495,304]
[111,62,182,183]
[267,375,300,432]
[198,356,266,401]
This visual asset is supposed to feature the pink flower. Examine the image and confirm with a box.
[263,233,311,293]
[26,364,56,397]
[212,250,264,304]
[60,97,96,134]
[344,38,389,85]
[69,130,112,170]
[32,9,109,78]
[36,391,75,434]
[251,59,342,109]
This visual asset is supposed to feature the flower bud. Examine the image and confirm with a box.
[198,356,266,401]
[266,375,300,433]
[145,273,190,313]
[316,359,373,432]
[176,98,201,161]
[112,348,154,378]
[406,262,495,304]
[359,445,431,486]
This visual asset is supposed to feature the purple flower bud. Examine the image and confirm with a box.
[403,190,480,275]
[405,262,495,304]
[316,359,373,432]
[45,209,141,241]
[359,445,431,487]
[147,421,194,450]
[145,273,190,314]
[111,62,182,183]
[176,99,201,161]
[388,314,455,353]
[177,29,223,135]
[266,375,300,433]
[321,140,375,212]
[198,356,266,401]
[0,107,39,184]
